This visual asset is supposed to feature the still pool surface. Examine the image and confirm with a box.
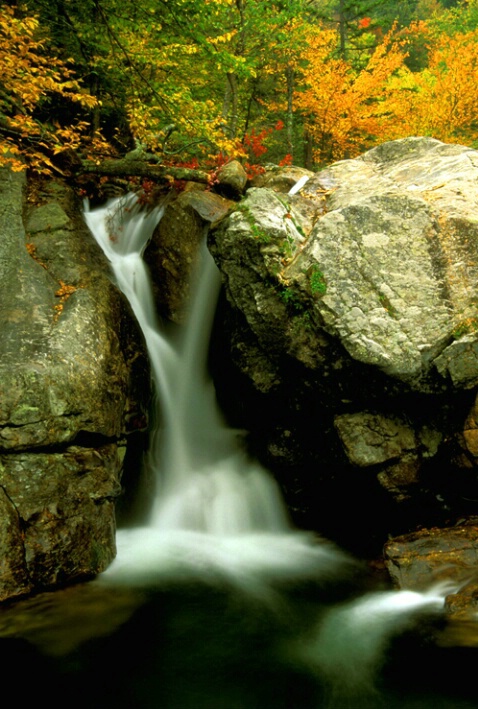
[0,573,477,709]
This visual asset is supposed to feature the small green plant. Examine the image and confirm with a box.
[296,310,313,331]
[308,264,327,297]
[452,316,478,339]
[278,237,294,260]
[378,292,398,317]
[277,284,305,313]
[276,195,305,238]
[236,201,271,243]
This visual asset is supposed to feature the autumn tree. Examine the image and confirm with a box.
[295,24,408,164]
[387,25,478,145]
[0,4,99,172]
[5,0,478,178]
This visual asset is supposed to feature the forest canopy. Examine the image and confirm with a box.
[1,0,478,177]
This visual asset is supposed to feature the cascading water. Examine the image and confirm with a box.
[84,194,354,588]
[81,193,467,708]
[86,194,288,532]
[297,582,460,706]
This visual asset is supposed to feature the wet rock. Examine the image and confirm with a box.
[334,413,417,467]
[1,177,148,450]
[334,413,423,501]
[26,202,71,233]
[180,190,234,224]
[384,524,478,591]
[209,185,329,387]
[0,488,30,601]
[145,189,234,323]
[376,454,421,501]
[460,393,478,461]
[0,169,149,600]
[0,444,121,591]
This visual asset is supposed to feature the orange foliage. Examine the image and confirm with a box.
[358,17,372,29]
[388,27,478,144]
[295,26,408,164]
[54,280,78,320]
[0,6,99,173]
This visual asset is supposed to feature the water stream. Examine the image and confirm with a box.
[84,194,354,591]
[25,193,470,708]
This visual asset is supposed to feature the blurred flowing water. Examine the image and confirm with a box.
[0,194,475,709]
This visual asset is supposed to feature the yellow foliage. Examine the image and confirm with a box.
[389,28,478,144]
[0,6,101,173]
[295,26,408,164]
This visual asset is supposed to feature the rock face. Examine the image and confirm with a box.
[384,524,478,591]
[250,165,314,193]
[0,168,149,600]
[208,138,478,546]
[144,187,234,322]
[384,524,478,622]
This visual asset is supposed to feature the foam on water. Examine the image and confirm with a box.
[296,580,460,703]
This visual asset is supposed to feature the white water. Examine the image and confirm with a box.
[84,194,456,683]
[297,581,459,703]
[86,195,288,534]
[84,194,354,589]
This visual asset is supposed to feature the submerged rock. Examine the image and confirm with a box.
[384,523,478,623]
[0,169,148,600]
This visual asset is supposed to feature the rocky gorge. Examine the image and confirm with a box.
[2,137,478,622]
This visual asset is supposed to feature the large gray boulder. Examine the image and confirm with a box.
[212,137,478,393]
[293,138,478,390]
[208,138,478,537]
[0,169,149,600]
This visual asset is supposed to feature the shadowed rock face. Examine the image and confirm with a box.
[144,188,235,323]
[0,170,149,601]
[208,138,478,543]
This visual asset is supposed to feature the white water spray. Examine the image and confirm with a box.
[85,195,352,587]
[297,580,459,704]
[288,174,310,195]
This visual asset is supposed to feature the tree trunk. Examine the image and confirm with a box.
[286,64,294,159]
[226,72,239,139]
[303,130,314,170]
[338,0,347,59]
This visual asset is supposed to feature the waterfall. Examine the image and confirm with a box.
[84,194,353,588]
[148,236,291,535]
[84,195,457,697]
[86,195,288,535]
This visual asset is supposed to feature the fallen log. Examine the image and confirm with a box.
[80,157,211,184]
